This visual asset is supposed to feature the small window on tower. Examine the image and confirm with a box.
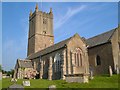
[43,31,46,34]
[45,44,46,48]
[43,18,47,24]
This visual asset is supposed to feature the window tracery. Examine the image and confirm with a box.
[54,53,61,72]
[73,47,83,67]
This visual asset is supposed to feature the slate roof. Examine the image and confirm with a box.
[27,36,72,59]
[17,59,33,68]
[86,29,116,48]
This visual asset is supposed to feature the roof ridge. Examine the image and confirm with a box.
[38,36,71,52]
[65,33,78,45]
[17,59,33,68]
[87,29,115,40]
[86,28,116,48]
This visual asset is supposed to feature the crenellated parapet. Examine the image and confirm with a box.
[29,4,53,20]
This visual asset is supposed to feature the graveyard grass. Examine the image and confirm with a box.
[2,74,119,89]
[0,80,1,89]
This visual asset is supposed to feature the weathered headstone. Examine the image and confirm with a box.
[109,66,113,76]
[8,84,24,90]
[116,65,119,74]
[23,81,30,86]
[90,70,94,80]
[49,85,56,90]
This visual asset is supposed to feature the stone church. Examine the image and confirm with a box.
[14,4,120,82]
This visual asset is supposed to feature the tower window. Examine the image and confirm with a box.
[43,18,47,24]
[43,31,46,34]
[96,55,101,66]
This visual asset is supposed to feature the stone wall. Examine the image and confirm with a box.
[88,43,114,75]
[65,74,89,83]
[14,61,19,79]
[27,9,54,56]
[67,34,89,75]
[31,34,89,80]
[35,34,54,53]
[32,48,66,80]
[111,29,119,73]
[118,26,120,70]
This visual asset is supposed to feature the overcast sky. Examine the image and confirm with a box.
[2,2,118,71]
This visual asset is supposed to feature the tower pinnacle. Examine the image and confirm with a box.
[35,3,38,12]
[29,10,32,16]
[50,8,52,13]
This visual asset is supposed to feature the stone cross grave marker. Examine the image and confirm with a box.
[8,84,24,90]
[90,70,94,80]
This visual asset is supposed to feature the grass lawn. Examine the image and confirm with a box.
[0,80,1,89]
[2,74,119,89]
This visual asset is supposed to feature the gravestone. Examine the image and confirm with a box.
[8,84,24,90]
[23,81,30,86]
[109,66,113,76]
[49,85,56,90]
[116,65,119,74]
[90,70,94,80]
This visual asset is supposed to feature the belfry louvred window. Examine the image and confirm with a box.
[43,18,47,24]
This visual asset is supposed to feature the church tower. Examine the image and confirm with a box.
[27,4,54,56]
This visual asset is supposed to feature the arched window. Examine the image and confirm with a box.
[74,48,83,67]
[54,53,61,72]
[96,55,101,66]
